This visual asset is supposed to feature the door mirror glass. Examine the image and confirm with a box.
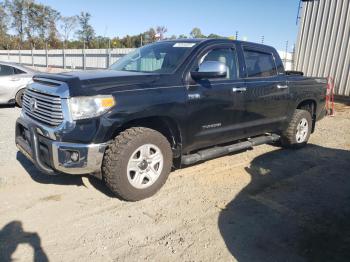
[191,61,227,79]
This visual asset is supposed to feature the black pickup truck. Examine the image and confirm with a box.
[15,39,327,201]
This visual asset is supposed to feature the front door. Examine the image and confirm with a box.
[184,45,246,153]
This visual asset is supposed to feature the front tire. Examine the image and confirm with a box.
[280,109,312,149]
[102,127,172,201]
[15,89,25,108]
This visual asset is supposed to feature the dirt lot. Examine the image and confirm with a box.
[0,104,349,262]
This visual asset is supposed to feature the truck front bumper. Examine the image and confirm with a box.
[15,114,108,176]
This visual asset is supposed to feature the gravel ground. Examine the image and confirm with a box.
[0,104,349,262]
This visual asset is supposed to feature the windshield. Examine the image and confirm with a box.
[110,42,197,74]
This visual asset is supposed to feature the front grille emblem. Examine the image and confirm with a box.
[29,97,38,112]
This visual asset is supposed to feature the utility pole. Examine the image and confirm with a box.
[45,42,48,68]
[107,38,111,69]
[292,44,296,70]
[63,40,66,69]
[31,43,34,67]
[83,41,86,70]
[285,40,289,66]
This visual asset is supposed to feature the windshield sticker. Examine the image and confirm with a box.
[173,43,196,48]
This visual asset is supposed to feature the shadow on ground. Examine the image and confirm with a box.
[218,144,350,262]
[0,105,16,109]
[0,221,48,262]
[16,151,116,198]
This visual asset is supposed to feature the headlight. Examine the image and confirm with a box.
[69,95,116,120]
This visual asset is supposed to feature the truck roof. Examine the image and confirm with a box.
[161,38,276,50]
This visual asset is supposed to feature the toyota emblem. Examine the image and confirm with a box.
[29,98,38,112]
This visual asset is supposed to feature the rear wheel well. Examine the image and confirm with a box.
[111,117,182,158]
[297,99,316,132]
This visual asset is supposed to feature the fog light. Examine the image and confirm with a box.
[70,151,79,162]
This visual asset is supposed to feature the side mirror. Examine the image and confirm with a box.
[191,61,227,80]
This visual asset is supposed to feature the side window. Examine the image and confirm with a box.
[199,48,238,80]
[14,68,25,74]
[243,49,277,77]
[0,65,14,77]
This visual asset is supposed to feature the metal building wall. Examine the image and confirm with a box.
[295,0,350,96]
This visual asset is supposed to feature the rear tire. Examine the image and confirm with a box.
[15,89,25,108]
[280,109,312,149]
[102,127,172,201]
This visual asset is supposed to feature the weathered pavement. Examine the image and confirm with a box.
[0,104,349,261]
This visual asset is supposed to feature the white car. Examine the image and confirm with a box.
[0,62,36,107]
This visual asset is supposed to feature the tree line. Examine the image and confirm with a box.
[0,0,233,50]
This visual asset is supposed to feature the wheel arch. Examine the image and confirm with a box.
[15,87,26,107]
[296,99,317,132]
[110,116,183,160]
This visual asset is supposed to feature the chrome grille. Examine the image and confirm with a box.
[22,89,64,126]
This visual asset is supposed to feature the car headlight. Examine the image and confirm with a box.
[69,95,116,120]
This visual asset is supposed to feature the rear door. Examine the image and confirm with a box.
[241,46,290,137]
[0,65,19,102]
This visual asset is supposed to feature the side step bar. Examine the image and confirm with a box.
[181,134,280,165]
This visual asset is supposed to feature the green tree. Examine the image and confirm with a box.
[24,3,61,49]
[190,27,205,38]
[5,0,29,47]
[24,1,41,48]
[156,25,167,40]
[60,15,78,47]
[0,2,8,34]
[178,34,188,39]
[45,6,61,48]
[76,12,95,48]
[207,33,222,39]
[0,2,9,48]
[110,37,122,48]
[143,27,156,44]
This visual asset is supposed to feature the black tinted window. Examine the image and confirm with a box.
[243,50,277,77]
[0,65,14,76]
[200,48,238,80]
[14,68,25,74]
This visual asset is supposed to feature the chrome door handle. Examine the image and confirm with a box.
[232,87,247,93]
[277,84,288,89]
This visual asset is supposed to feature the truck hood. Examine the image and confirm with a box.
[33,70,161,97]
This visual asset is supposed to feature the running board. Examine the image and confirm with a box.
[181,134,280,165]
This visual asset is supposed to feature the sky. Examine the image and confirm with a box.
[38,0,302,52]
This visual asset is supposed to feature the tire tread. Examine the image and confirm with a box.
[102,127,172,201]
[281,109,312,149]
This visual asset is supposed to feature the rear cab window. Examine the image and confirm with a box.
[243,49,277,78]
